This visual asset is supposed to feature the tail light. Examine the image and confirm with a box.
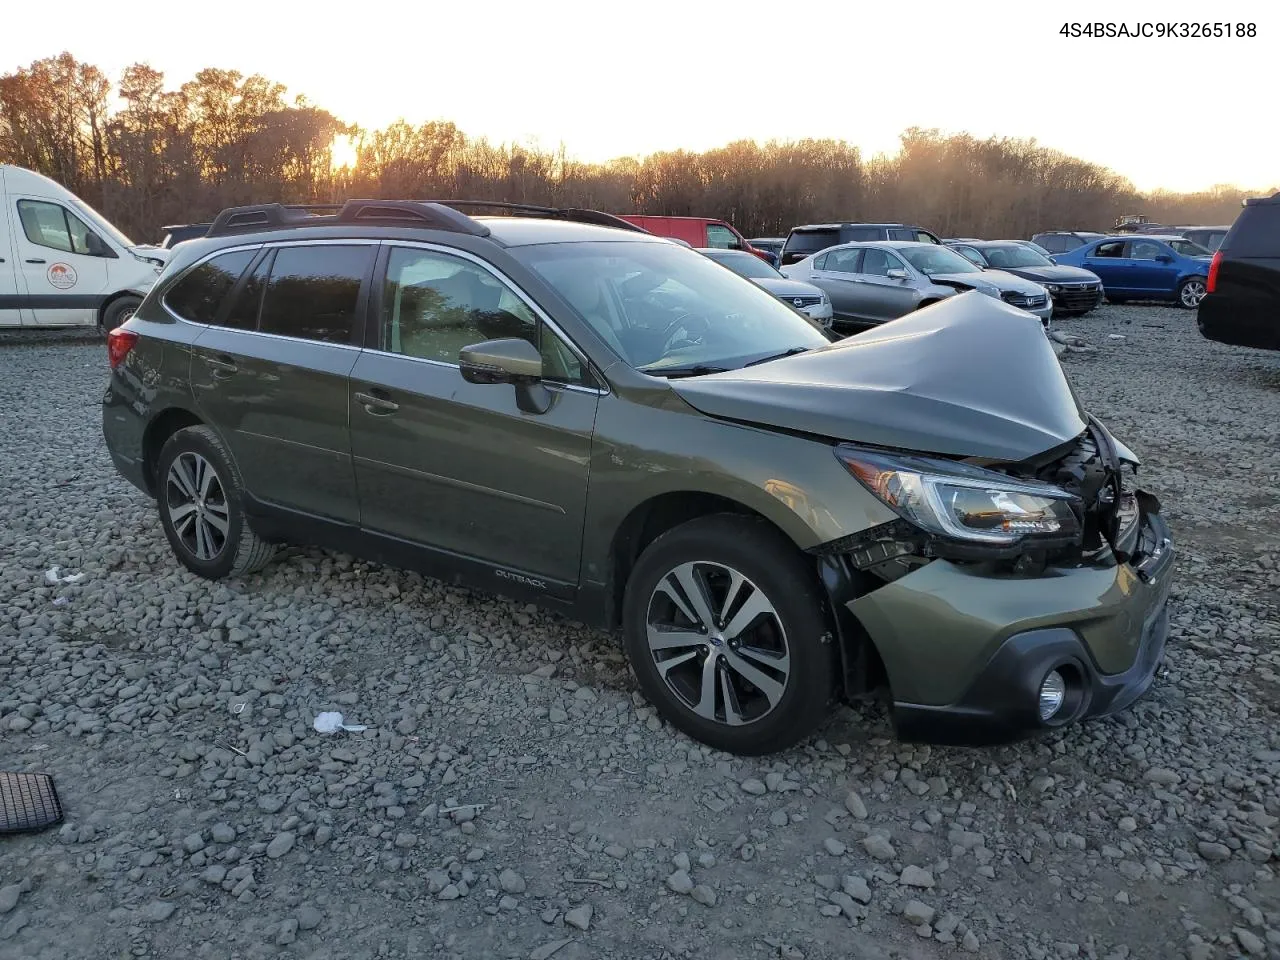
[1206,250,1222,293]
[107,328,138,369]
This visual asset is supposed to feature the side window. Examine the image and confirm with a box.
[1040,235,1070,254]
[845,227,880,242]
[18,200,73,253]
[259,244,373,344]
[705,224,740,249]
[1130,240,1162,260]
[221,253,271,330]
[1092,241,1127,258]
[825,249,863,274]
[915,231,938,244]
[813,252,829,269]
[861,249,907,277]
[162,250,256,324]
[381,247,583,383]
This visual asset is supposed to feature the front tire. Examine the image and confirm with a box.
[622,514,835,755]
[1177,277,1207,309]
[101,296,142,333]
[155,425,276,580]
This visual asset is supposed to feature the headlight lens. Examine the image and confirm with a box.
[835,447,1081,545]
[1045,283,1061,293]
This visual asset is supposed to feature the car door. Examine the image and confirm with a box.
[9,197,111,325]
[812,248,865,321]
[188,241,373,524]
[347,243,598,588]
[1128,239,1179,294]
[856,247,920,322]
[1081,240,1133,292]
[0,208,24,326]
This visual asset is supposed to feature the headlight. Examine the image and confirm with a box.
[835,447,1081,545]
[1044,284,1061,293]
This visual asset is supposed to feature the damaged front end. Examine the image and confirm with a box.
[819,417,1166,583]
[814,417,1174,707]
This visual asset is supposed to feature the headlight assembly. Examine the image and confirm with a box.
[835,446,1081,546]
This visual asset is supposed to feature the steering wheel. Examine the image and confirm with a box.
[660,312,711,353]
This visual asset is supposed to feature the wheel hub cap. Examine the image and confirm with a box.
[645,561,791,727]
[165,451,230,562]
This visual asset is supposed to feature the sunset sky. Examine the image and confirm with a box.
[3,0,1270,193]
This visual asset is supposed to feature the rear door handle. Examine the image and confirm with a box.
[26,258,46,264]
[354,390,399,415]
[205,355,238,378]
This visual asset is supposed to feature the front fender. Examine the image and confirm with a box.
[579,391,898,587]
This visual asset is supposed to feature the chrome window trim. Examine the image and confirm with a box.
[375,239,607,394]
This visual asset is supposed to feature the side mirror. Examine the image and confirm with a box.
[1048,256,1058,264]
[459,338,542,384]
[886,268,909,280]
[1155,254,1173,263]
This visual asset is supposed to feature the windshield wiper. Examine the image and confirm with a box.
[639,364,732,379]
[743,346,813,368]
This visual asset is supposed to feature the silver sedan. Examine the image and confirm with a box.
[783,241,1053,333]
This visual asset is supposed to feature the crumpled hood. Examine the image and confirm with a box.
[931,269,1045,296]
[672,292,1087,461]
[753,277,825,300]
[996,264,1101,284]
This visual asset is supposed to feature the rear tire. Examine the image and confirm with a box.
[155,425,276,580]
[622,514,835,755]
[101,296,142,334]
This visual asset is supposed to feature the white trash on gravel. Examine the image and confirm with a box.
[43,566,85,585]
[312,711,368,734]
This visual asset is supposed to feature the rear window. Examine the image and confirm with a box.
[1220,205,1277,258]
[163,250,256,324]
[785,229,839,254]
[259,244,374,344]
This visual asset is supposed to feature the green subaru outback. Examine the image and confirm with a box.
[102,200,1175,756]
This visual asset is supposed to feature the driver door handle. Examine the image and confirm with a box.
[354,390,399,415]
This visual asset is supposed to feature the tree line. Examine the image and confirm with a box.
[1,53,1269,244]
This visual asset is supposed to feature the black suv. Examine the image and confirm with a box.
[1197,193,1280,351]
[779,223,941,266]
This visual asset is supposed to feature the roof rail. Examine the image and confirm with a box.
[439,201,648,233]
[206,200,491,239]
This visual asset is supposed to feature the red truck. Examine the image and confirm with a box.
[618,216,772,263]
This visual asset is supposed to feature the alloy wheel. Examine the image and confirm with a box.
[1180,280,1206,308]
[645,561,791,726]
[165,452,230,562]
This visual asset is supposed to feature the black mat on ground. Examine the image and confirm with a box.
[0,771,64,834]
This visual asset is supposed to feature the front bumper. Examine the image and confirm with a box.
[850,511,1175,746]
[1048,284,1104,315]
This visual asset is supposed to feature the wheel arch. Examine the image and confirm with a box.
[141,406,206,495]
[97,290,145,329]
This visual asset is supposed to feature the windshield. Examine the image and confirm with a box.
[513,241,830,374]
[1168,238,1211,257]
[71,198,134,248]
[705,250,783,280]
[978,244,1054,269]
[900,246,982,275]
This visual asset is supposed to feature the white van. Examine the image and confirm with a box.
[0,165,170,331]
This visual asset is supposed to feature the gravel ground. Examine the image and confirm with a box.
[2,304,1279,960]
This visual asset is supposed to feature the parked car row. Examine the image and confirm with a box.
[782,241,1053,333]
[1032,224,1233,255]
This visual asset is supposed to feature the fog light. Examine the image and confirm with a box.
[1039,670,1067,720]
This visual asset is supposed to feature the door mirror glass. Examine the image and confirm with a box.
[459,338,543,385]
[886,268,910,280]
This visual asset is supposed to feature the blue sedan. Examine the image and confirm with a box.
[1054,234,1214,308]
